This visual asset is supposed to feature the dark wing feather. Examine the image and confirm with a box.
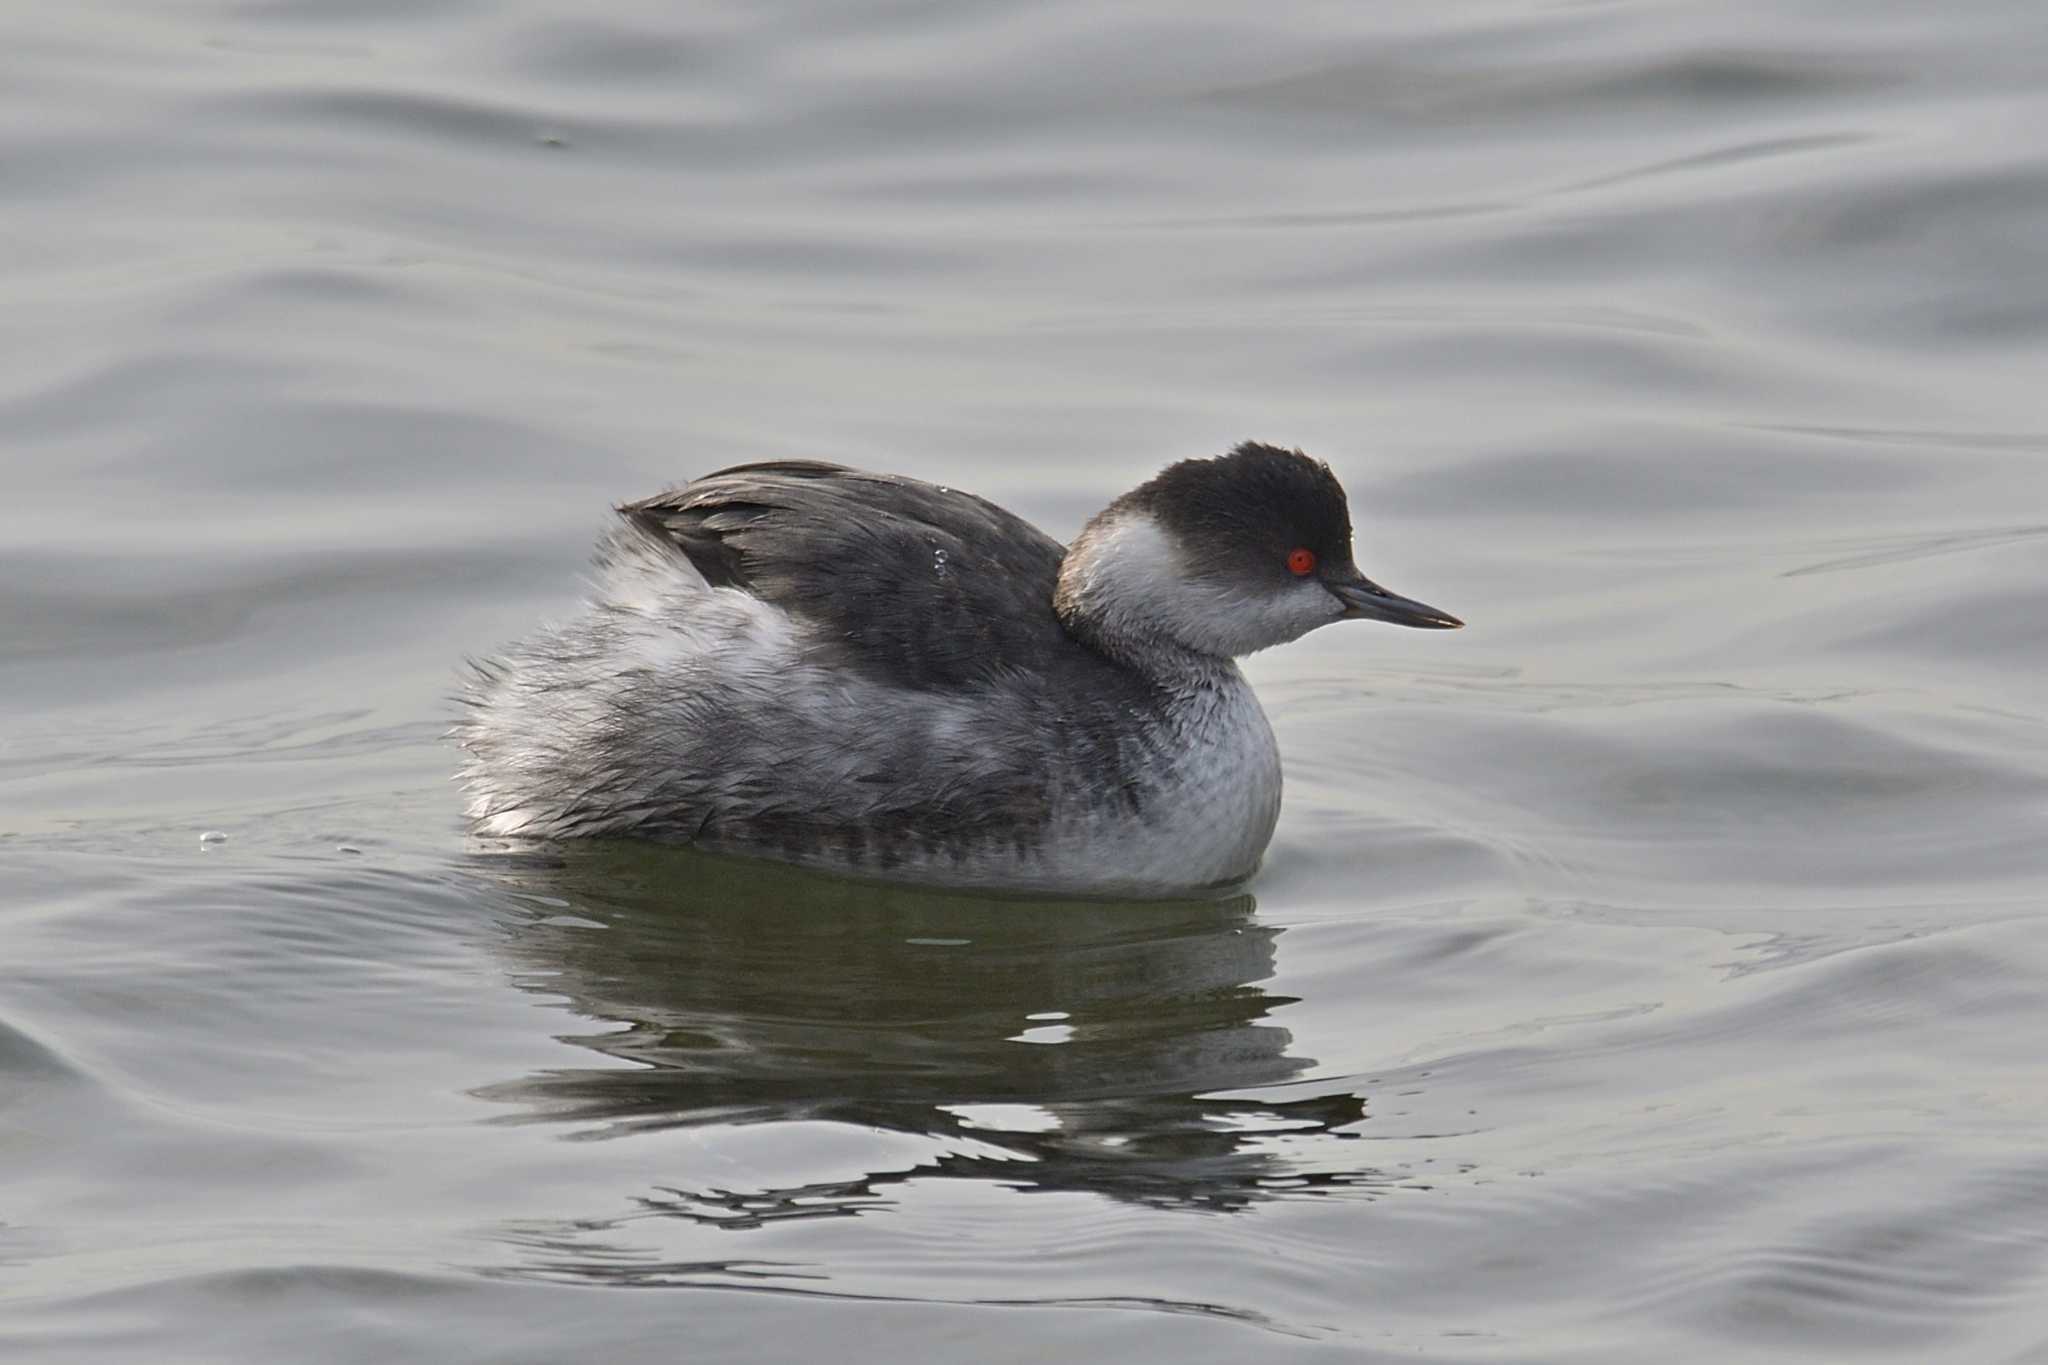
[622,461,1076,691]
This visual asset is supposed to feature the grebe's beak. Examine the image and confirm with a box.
[1327,572,1463,630]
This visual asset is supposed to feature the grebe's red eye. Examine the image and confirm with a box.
[1287,547,1317,576]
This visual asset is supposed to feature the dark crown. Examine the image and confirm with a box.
[1119,442,1354,577]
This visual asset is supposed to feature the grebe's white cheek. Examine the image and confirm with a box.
[1264,575,1348,645]
[1059,512,1351,657]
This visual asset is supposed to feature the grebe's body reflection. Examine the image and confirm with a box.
[482,845,1379,1218]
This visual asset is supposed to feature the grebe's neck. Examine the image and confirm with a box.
[1053,510,1244,685]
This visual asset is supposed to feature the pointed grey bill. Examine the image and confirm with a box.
[1326,574,1463,629]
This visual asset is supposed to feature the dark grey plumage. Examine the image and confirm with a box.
[621,460,1098,693]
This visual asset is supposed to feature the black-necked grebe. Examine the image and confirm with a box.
[457,442,1460,896]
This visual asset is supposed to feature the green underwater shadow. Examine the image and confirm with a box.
[470,841,1389,1221]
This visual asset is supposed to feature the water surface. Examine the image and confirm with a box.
[5,1,2048,1360]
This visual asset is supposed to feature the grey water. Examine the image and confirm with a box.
[4,0,2048,1360]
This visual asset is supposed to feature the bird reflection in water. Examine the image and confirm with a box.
[475,843,1395,1232]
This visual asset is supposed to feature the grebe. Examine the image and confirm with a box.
[458,442,1459,896]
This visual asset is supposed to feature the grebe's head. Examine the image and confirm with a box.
[1056,442,1461,662]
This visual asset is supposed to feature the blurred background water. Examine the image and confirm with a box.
[4,1,2048,1360]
